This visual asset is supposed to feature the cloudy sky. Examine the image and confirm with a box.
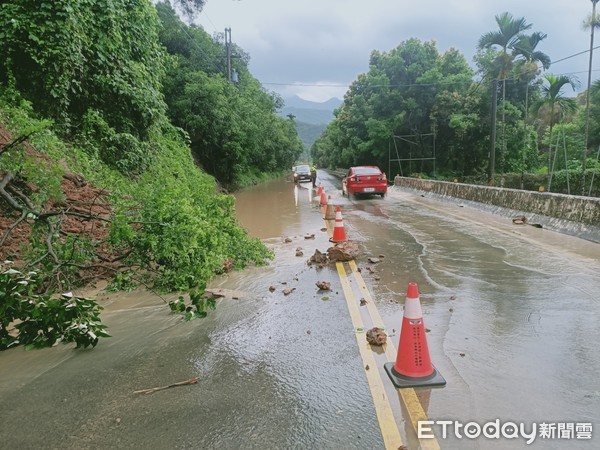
[195,0,599,102]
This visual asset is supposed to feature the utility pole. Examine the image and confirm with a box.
[584,0,599,195]
[489,78,498,185]
[225,27,232,82]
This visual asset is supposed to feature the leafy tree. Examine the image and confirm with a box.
[512,31,551,181]
[478,12,532,175]
[0,0,171,174]
[582,0,600,193]
[314,39,485,177]
[532,74,579,188]
[156,2,303,187]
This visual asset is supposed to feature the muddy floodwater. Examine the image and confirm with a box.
[1,171,599,449]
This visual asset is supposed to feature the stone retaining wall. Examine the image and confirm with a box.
[394,176,600,242]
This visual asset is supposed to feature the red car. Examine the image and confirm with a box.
[342,166,388,198]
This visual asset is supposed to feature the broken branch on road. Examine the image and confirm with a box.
[133,377,200,395]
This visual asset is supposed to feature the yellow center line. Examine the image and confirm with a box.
[325,207,440,449]
[347,261,441,450]
[335,261,404,450]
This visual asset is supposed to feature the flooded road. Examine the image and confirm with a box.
[1,171,599,449]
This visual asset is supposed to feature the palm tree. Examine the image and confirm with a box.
[532,74,579,190]
[478,12,532,78]
[583,0,600,195]
[478,12,532,177]
[512,32,551,185]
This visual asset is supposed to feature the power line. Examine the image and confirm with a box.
[262,46,600,91]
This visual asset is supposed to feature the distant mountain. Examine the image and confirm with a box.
[279,95,342,125]
[295,121,327,148]
[283,95,343,112]
[278,96,342,152]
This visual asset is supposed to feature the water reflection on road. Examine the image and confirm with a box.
[1,171,599,449]
[319,173,600,449]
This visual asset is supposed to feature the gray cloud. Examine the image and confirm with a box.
[198,0,598,101]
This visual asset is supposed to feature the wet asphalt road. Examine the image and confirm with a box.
[1,170,599,449]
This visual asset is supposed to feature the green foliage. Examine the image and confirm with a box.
[314,39,486,176]
[106,123,274,291]
[107,272,137,293]
[0,263,110,350]
[156,3,303,188]
[168,289,216,321]
[85,116,155,175]
[0,0,171,179]
[0,0,168,137]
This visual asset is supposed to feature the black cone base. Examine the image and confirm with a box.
[384,362,447,388]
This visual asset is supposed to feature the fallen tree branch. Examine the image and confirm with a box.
[0,134,32,156]
[133,377,199,395]
[0,210,27,247]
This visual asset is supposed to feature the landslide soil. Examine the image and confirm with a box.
[0,126,116,284]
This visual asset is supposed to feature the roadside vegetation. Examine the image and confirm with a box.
[0,0,302,349]
[312,12,600,196]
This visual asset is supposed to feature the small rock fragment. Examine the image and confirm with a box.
[368,257,380,264]
[360,298,367,306]
[304,233,315,240]
[459,352,465,357]
[284,237,292,243]
[295,250,304,257]
[365,365,370,371]
[425,327,431,333]
[512,215,527,225]
[308,249,329,266]
[366,327,387,346]
[282,288,296,296]
[316,280,331,291]
[268,286,276,292]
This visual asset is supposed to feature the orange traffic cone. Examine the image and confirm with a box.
[329,206,348,242]
[319,189,328,206]
[384,282,446,388]
[317,183,323,197]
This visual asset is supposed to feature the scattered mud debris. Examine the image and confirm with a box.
[327,241,359,262]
